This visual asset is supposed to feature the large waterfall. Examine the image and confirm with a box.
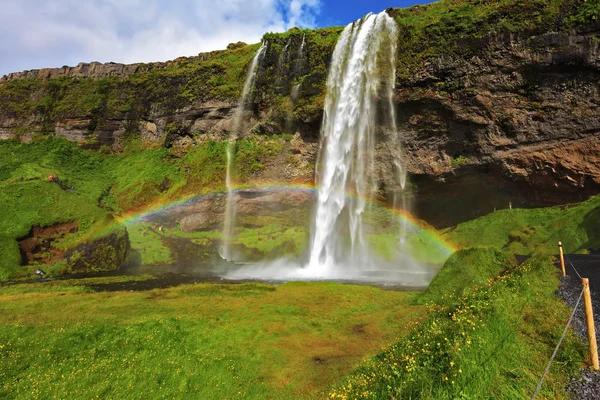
[221,42,267,261]
[222,11,433,285]
[305,11,400,276]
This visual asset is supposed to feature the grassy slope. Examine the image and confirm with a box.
[0,136,293,278]
[444,195,600,255]
[0,280,424,400]
[0,139,116,279]
[331,250,584,399]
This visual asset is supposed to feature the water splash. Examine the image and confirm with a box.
[283,83,302,135]
[277,38,292,76]
[221,42,267,261]
[291,83,301,102]
[306,11,401,275]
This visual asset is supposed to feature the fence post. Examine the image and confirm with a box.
[558,242,566,277]
[581,278,599,371]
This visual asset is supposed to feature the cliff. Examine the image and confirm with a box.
[2,0,600,227]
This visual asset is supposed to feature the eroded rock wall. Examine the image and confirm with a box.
[2,13,600,225]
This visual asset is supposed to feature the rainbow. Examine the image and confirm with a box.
[110,182,457,256]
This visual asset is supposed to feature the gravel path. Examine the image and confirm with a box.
[556,254,600,399]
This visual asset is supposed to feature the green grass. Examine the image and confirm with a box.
[0,279,425,399]
[126,223,173,265]
[235,225,308,259]
[370,231,452,265]
[330,250,585,399]
[0,181,114,280]
[444,194,600,255]
[0,136,299,279]
[420,247,514,305]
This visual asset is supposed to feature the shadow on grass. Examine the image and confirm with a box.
[577,206,600,252]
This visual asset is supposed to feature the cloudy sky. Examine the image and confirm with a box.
[0,0,430,77]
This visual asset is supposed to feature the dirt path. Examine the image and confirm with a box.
[556,254,600,399]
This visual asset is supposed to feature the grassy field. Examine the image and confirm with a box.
[0,279,425,399]
[0,246,588,399]
[331,250,585,399]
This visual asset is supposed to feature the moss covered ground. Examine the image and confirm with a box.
[0,136,294,279]
[444,194,600,255]
[0,280,425,399]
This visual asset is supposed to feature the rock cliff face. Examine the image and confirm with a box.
[1,2,600,227]
[18,222,130,273]
[394,27,600,208]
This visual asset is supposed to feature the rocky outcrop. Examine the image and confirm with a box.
[17,222,130,274]
[1,62,149,82]
[65,227,130,272]
[19,222,79,264]
[149,188,313,232]
[391,27,600,209]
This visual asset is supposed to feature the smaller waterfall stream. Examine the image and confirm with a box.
[220,43,267,261]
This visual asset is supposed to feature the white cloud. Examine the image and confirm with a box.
[0,0,321,76]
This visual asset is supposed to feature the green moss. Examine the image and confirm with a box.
[126,223,172,265]
[450,155,469,167]
[234,226,308,259]
[419,246,514,305]
[444,194,600,255]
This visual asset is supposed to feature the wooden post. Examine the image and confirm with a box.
[558,242,566,277]
[581,278,599,371]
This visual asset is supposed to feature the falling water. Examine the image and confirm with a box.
[222,12,433,285]
[283,83,302,135]
[298,33,306,58]
[305,11,400,275]
[221,42,267,261]
[277,38,291,76]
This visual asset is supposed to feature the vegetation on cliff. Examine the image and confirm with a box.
[389,0,600,84]
[0,134,302,279]
[2,1,598,145]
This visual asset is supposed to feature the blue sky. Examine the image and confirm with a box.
[315,0,432,27]
[0,0,433,77]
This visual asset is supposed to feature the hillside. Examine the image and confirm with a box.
[0,1,599,226]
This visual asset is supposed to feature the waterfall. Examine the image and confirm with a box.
[305,11,400,274]
[298,33,306,59]
[278,38,291,70]
[222,12,436,286]
[221,42,267,261]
